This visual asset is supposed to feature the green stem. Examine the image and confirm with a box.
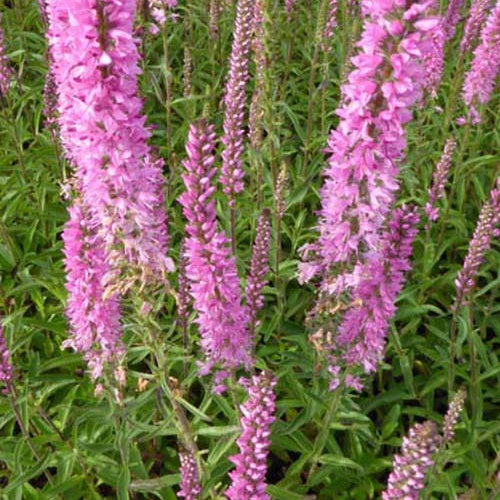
[8,385,55,486]
[307,386,343,481]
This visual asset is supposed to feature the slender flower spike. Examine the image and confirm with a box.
[62,199,124,383]
[460,0,491,54]
[0,324,13,394]
[442,387,466,443]
[176,241,191,330]
[0,14,12,97]
[47,0,171,291]
[179,121,251,387]
[321,0,338,52]
[328,206,420,387]
[226,371,277,500]
[246,210,271,335]
[177,450,202,500]
[453,186,499,310]
[462,0,500,124]
[443,0,463,40]
[285,0,296,22]
[299,0,441,282]
[383,421,439,499]
[425,137,457,224]
[249,0,266,150]
[220,0,254,206]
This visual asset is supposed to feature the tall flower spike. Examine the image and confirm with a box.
[47,0,171,291]
[453,185,499,311]
[0,14,12,98]
[220,0,254,206]
[326,205,420,390]
[442,387,466,443]
[321,0,338,53]
[382,421,439,499]
[179,121,251,388]
[226,371,277,500]
[443,0,463,40]
[299,0,441,282]
[246,210,271,336]
[62,199,124,383]
[462,0,500,124]
[425,137,457,224]
[460,0,491,54]
[177,450,201,500]
[0,324,13,394]
[248,0,266,150]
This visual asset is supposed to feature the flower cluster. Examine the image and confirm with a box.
[299,0,441,282]
[453,185,499,310]
[462,0,500,124]
[226,371,276,500]
[177,450,201,500]
[62,199,124,382]
[425,137,457,223]
[220,0,255,205]
[246,210,271,335]
[442,387,466,443]
[47,0,170,290]
[328,206,420,387]
[383,421,439,499]
[179,121,251,388]
[460,0,490,54]
[0,324,13,394]
[0,13,12,97]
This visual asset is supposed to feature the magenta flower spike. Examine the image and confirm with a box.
[220,0,254,206]
[442,387,466,443]
[383,421,439,499]
[246,210,271,336]
[453,185,499,310]
[443,0,463,40]
[321,0,338,52]
[177,450,202,499]
[328,205,420,389]
[299,0,442,283]
[0,324,13,394]
[226,371,276,500]
[462,0,500,123]
[460,0,491,54]
[62,199,124,383]
[425,137,457,224]
[46,0,170,289]
[179,121,251,388]
[0,14,12,97]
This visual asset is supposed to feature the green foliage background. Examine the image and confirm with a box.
[0,0,499,498]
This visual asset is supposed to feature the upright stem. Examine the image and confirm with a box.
[303,0,330,172]
[230,205,237,255]
[467,306,479,427]
[448,313,458,395]
[307,385,343,480]
[8,385,54,486]
[162,26,174,186]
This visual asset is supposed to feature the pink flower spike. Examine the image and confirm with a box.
[383,421,439,499]
[462,0,500,124]
[0,323,13,394]
[47,0,170,290]
[220,0,255,206]
[179,121,252,384]
[226,371,277,500]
